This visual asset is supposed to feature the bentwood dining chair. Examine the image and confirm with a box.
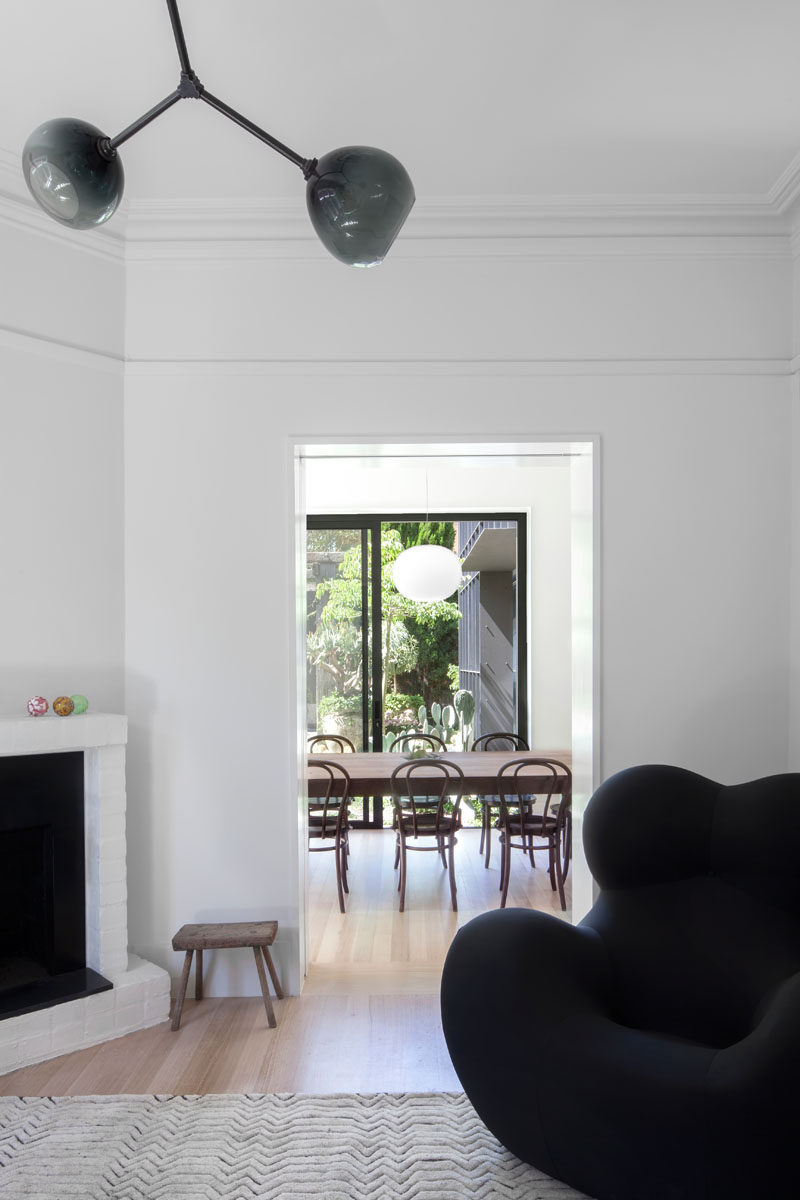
[307,734,356,753]
[389,733,447,753]
[307,758,352,913]
[308,736,354,865]
[471,732,530,865]
[495,757,572,910]
[472,734,530,752]
[389,759,465,912]
[389,734,448,869]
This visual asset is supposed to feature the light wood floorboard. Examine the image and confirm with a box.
[0,828,570,1095]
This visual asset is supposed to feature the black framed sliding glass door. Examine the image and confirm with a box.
[306,519,383,824]
[306,513,528,828]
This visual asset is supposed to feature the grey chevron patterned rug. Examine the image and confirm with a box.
[0,1091,588,1199]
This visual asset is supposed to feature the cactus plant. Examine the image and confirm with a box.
[454,688,476,750]
[406,691,475,750]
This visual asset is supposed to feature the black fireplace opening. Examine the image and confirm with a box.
[0,751,112,1020]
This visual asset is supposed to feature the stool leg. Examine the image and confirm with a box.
[195,948,204,1001]
[262,946,284,998]
[171,950,194,1031]
[252,946,277,1028]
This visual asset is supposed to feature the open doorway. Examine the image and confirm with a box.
[293,439,597,985]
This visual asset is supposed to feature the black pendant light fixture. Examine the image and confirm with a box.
[21,0,415,267]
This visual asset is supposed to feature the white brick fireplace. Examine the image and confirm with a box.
[0,713,170,1075]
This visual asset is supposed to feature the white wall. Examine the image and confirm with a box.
[123,236,790,363]
[123,349,792,996]
[0,212,125,716]
[304,454,573,750]
[2,187,795,998]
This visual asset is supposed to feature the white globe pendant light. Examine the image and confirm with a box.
[392,543,462,603]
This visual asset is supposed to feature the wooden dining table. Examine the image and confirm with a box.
[306,749,572,798]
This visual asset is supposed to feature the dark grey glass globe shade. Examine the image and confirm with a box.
[306,146,415,267]
[22,118,124,230]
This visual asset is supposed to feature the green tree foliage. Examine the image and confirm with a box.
[400,603,459,709]
[385,522,460,706]
[386,521,455,551]
[306,528,360,554]
[306,619,362,696]
[309,527,460,729]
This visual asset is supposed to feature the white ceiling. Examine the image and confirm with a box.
[4,1,800,207]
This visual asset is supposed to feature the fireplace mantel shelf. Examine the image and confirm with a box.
[0,713,127,756]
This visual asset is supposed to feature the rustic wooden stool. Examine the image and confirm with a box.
[170,921,283,1031]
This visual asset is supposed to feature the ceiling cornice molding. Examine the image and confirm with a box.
[0,324,123,373]
[767,149,800,216]
[124,356,790,378]
[122,193,791,246]
[786,209,800,258]
[0,146,27,203]
[1,143,797,250]
[0,192,126,264]
[1,318,788,378]
[124,232,788,266]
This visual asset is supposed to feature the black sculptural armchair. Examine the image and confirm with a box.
[441,764,800,1200]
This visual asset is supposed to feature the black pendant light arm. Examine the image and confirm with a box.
[166,0,193,76]
[100,74,315,176]
[199,89,316,177]
[164,0,315,176]
[102,87,185,156]
[103,0,199,158]
[101,0,317,175]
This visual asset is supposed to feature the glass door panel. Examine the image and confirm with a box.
[306,527,367,751]
[307,521,383,825]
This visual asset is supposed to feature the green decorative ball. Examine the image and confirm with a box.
[71,694,89,714]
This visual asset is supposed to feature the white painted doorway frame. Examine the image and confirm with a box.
[290,435,600,980]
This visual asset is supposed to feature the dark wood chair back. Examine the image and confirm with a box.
[308,734,355,753]
[307,758,351,839]
[472,732,530,752]
[390,759,465,836]
[496,757,566,823]
[389,732,447,753]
